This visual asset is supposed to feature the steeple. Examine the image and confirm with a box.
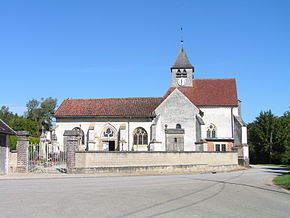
[171,48,194,70]
[171,47,195,87]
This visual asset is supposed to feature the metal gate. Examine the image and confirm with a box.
[28,143,66,173]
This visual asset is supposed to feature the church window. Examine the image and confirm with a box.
[72,127,85,145]
[181,69,187,78]
[207,124,216,138]
[176,124,181,129]
[104,128,114,137]
[176,69,181,78]
[133,127,148,145]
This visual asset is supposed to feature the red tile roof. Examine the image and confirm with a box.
[54,97,163,118]
[54,79,238,118]
[163,79,238,106]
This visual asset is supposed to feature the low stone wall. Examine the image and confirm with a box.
[74,151,239,174]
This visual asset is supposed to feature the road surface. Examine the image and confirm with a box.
[0,165,289,217]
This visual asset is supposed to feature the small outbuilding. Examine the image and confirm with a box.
[0,119,16,174]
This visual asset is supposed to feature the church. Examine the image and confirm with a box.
[54,47,249,166]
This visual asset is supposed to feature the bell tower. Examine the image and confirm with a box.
[171,47,194,87]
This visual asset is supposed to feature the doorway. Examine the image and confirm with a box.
[109,141,115,151]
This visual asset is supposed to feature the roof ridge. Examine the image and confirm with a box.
[66,97,163,101]
[193,78,236,80]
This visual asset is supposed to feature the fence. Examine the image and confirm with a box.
[28,143,66,173]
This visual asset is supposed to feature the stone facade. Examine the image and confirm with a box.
[73,151,239,174]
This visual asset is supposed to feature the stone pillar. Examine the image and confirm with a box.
[63,130,80,173]
[16,131,30,173]
[39,133,46,160]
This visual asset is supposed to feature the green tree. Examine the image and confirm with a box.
[40,97,57,130]
[249,110,290,164]
[279,111,290,164]
[25,97,57,132]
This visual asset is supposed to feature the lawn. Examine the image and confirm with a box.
[273,174,290,189]
[256,164,290,168]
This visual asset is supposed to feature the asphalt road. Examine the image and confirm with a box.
[0,165,289,218]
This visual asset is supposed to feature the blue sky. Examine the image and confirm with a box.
[0,0,289,123]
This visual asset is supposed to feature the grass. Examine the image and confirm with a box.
[273,174,290,189]
[255,164,290,168]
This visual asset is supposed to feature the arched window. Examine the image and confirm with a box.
[176,124,181,129]
[73,127,85,145]
[133,127,148,145]
[207,124,216,138]
[176,69,181,78]
[181,69,187,78]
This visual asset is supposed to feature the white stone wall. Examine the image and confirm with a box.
[171,68,193,87]
[55,118,152,151]
[199,106,236,139]
[75,151,238,168]
[154,89,199,151]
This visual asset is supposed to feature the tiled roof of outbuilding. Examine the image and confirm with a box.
[54,97,163,118]
[163,79,238,106]
[0,119,16,135]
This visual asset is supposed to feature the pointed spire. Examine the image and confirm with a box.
[171,47,194,70]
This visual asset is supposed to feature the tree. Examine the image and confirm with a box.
[24,97,57,132]
[40,97,57,130]
[248,110,290,164]
[279,111,290,164]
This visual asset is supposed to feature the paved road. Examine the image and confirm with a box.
[0,165,289,218]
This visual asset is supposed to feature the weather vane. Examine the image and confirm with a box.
[180,26,184,48]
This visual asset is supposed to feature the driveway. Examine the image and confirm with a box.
[0,165,289,217]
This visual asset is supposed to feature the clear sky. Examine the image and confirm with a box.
[0,0,289,123]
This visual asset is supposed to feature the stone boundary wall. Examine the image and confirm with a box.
[74,151,239,174]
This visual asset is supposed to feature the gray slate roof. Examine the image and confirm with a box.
[171,48,194,69]
[0,119,16,135]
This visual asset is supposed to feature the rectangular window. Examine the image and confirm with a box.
[174,138,177,143]
[207,130,211,138]
[215,144,220,152]
[222,144,226,152]
[0,134,6,146]
[133,135,137,145]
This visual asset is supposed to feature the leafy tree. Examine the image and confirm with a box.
[12,118,39,136]
[25,99,40,122]
[279,111,290,164]
[25,97,57,132]
[40,97,57,130]
[249,110,290,164]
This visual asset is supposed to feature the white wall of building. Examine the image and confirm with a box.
[199,106,236,139]
[154,89,199,151]
[55,118,152,151]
